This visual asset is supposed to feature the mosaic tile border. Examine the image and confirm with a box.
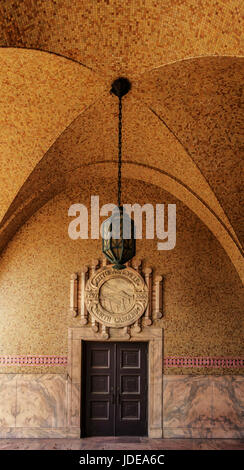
[0,356,243,368]
[0,356,67,366]
[164,357,244,368]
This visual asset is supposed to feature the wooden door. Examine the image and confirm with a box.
[115,342,148,436]
[81,341,148,437]
[81,342,115,437]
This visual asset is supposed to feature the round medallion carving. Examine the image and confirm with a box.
[85,266,148,328]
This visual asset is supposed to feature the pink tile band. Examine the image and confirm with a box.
[164,357,244,368]
[0,356,243,368]
[0,356,67,366]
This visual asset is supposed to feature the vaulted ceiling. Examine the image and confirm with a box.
[0,1,243,280]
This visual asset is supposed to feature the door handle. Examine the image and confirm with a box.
[111,393,115,404]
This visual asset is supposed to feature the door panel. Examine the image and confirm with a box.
[81,341,148,437]
[82,342,115,436]
[116,342,148,436]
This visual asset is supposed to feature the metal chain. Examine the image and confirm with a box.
[118,96,122,207]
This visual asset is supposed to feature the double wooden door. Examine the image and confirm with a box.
[81,341,148,436]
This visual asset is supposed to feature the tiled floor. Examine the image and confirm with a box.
[0,438,243,450]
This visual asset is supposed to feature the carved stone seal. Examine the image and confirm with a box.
[85,266,148,328]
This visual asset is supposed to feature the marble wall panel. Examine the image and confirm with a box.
[0,374,17,427]
[163,375,244,438]
[163,376,213,430]
[16,374,67,429]
[211,376,244,437]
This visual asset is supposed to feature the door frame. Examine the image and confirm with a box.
[67,326,163,438]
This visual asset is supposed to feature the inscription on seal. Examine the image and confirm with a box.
[85,266,148,328]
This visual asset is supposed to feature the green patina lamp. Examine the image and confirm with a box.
[102,78,136,269]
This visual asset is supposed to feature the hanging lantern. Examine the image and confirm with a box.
[102,206,136,270]
[102,78,136,269]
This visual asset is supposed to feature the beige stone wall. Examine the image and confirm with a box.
[0,179,243,374]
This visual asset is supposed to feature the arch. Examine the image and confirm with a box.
[0,48,242,282]
[1,160,243,282]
